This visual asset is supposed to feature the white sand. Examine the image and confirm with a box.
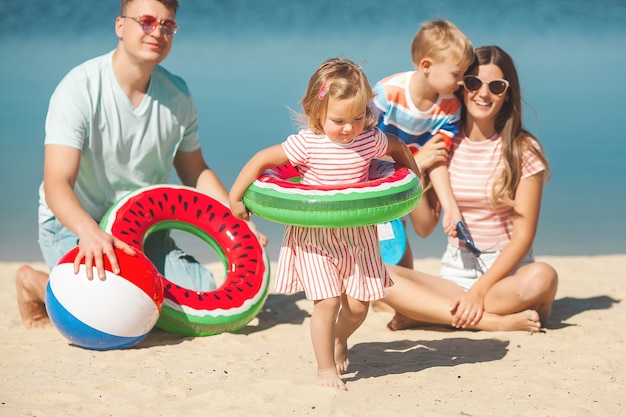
[1,255,625,416]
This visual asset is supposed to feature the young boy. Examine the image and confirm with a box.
[373,20,475,268]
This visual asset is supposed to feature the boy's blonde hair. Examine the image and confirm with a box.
[411,20,474,69]
[298,58,378,134]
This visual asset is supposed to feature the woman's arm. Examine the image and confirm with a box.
[474,172,544,292]
[452,171,545,327]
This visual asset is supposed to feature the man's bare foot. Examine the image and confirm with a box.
[387,312,422,331]
[317,368,347,391]
[334,339,350,374]
[15,265,50,329]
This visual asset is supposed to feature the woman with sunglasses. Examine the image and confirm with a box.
[15,0,246,328]
[379,45,558,332]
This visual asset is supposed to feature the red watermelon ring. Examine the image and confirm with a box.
[100,185,270,337]
[243,159,422,227]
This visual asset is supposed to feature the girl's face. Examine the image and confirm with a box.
[321,97,367,144]
[462,63,507,124]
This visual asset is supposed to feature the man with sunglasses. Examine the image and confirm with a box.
[15,0,238,328]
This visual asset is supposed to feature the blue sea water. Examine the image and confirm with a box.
[1,0,625,263]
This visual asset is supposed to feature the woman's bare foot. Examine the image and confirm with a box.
[387,312,423,331]
[317,368,347,391]
[334,339,350,374]
[15,265,50,329]
[495,309,542,332]
[370,299,395,313]
[388,310,542,332]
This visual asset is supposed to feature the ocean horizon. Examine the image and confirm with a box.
[1,0,625,263]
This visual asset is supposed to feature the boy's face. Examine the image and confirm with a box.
[424,59,466,96]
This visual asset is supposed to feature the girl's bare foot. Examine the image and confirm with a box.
[334,339,350,374]
[15,265,50,329]
[317,368,347,391]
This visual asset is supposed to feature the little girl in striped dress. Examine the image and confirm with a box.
[229,58,419,391]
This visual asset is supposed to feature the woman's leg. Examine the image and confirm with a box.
[310,296,347,390]
[482,262,559,326]
[382,263,556,332]
[383,264,466,329]
[334,295,369,374]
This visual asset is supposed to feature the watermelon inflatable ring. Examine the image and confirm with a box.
[100,185,270,337]
[243,159,422,227]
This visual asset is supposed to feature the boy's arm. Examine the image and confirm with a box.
[428,165,462,236]
[426,130,461,236]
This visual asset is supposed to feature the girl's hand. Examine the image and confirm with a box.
[230,199,251,221]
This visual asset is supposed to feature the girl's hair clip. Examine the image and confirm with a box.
[318,83,328,100]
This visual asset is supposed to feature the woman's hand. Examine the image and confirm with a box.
[449,287,485,328]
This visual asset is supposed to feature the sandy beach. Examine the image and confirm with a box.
[1,255,624,416]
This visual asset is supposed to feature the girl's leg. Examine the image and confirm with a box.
[334,295,369,374]
[310,297,347,391]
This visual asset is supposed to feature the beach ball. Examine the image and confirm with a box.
[45,246,164,350]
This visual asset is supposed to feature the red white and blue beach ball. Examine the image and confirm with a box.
[45,246,164,350]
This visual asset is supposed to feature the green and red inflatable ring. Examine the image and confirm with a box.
[100,185,270,337]
[243,159,422,227]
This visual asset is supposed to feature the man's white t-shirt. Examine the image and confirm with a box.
[38,50,200,224]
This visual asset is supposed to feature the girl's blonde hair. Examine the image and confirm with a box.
[464,46,551,207]
[411,20,475,70]
[297,58,378,134]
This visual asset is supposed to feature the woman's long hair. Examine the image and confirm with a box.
[466,46,550,206]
